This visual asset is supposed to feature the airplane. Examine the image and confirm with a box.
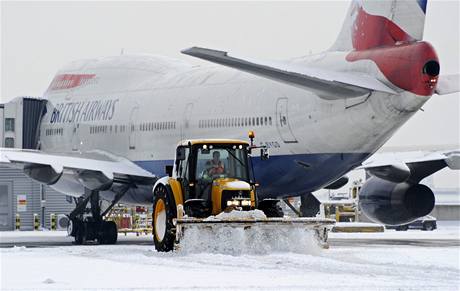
[1,0,459,244]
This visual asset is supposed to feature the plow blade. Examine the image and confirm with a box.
[174,217,336,249]
[175,217,335,226]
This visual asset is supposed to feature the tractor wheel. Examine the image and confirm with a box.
[153,185,177,252]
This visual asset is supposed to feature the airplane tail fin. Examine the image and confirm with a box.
[330,0,428,51]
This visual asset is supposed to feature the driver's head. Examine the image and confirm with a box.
[212,151,220,162]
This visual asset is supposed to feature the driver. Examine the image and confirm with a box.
[206,151,225,176]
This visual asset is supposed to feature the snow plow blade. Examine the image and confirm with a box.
[175,217,335,226]
[174,216,336,249]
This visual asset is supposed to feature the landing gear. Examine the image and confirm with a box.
[300,193,320,217]
[258,199,284,217]
[68,189,119,245]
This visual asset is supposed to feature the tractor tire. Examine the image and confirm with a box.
[100,221,118,244]
[153,185,177,252]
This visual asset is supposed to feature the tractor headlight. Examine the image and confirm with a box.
[227,200,241,207]
[241,200,251,207]
[233,200,240,206]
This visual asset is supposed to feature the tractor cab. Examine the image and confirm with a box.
[169,139,256,217]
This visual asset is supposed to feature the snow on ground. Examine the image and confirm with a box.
[0,222,459,290]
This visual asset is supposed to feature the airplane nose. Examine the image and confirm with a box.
[423,60,440,77]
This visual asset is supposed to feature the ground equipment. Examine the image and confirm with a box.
[151,137,335,252]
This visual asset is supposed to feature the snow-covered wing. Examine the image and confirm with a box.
[435,74,460,95]
[181,47,397,100]
[0,148,156,187]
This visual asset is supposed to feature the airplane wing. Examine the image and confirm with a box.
[0,148,157,192]
[435,74,460,95]
[360,150,460,183]
[181,47,397,100]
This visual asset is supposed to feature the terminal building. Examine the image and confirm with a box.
[0,97,74,231]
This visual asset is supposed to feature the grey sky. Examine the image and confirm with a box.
[1,1,459,151]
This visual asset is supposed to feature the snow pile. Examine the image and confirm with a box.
[11,246,27,252]
[204,209,267,221]
[180,213,322,255]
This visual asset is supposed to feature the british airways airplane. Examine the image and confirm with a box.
[1,0,459,242]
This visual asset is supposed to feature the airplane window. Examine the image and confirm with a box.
[269,116,272,126]
[256,117,259,126]
[264,117,268,125]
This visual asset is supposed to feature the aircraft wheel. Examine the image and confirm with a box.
[153,185,176,252]
[74,222,86,245]
[100,221,118,244]
[258,200,284,218]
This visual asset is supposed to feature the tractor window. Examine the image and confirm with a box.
[175,146,190,179]
[195,145,249,182]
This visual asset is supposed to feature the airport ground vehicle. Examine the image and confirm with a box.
[151,138,335,251]
[386,215,437,231]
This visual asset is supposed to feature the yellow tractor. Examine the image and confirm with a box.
[151,138,334,252]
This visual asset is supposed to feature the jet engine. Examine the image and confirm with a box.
[359,176,435,225]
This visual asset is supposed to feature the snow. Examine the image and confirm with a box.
[205,209,267,221]
[0,222,459,290]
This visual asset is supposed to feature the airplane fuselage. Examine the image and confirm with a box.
[39,51,430,204]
